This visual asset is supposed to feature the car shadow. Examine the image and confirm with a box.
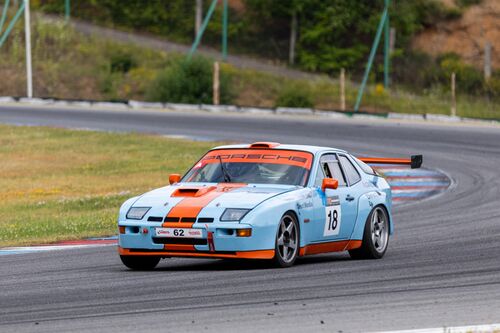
[143,252,354,272]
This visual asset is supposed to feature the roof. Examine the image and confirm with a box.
[211,143,347,154]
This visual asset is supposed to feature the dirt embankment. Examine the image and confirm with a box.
[412,0,499,69]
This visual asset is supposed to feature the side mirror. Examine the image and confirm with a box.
[169,174,181,185]
[322,178,338,192]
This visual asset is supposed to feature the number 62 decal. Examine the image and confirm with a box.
[323,205,341,236]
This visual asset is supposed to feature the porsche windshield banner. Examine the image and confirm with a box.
[200,149,313,169]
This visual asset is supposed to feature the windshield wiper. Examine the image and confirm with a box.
[217,155,232,183]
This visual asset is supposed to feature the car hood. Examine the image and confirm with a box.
[130,183,299,218]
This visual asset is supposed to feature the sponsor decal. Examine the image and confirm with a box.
[203,154,308,164]
[326,196,340,207]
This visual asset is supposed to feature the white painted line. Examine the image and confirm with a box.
[374,323,500,333]
[0,243,116,255]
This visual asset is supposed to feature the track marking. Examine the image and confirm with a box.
[373,166,451,205]
[0,237,117,256]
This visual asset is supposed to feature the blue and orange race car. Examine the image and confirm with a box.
[118,142,422,269]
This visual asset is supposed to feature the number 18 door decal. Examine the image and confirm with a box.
[323,196,341,237]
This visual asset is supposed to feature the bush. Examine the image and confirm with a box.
[438,53,484,94]
[456,0,482,8]
[275,83,314,108]
[485,73,500,100]
[146,56,232,104]
[110,51,137,73]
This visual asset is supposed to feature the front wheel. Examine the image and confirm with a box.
[120,255,161,270]
[349,206,389,260]
[273,212,299,268]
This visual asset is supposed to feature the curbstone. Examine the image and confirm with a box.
[276,107,314,115]
[388,113,425,121]
[0,96,16,103]
[238,107,275,114]
[92,102,129,109]
[352,113,388,120]
[128,100,164,109]
[200,104,239,113]
[425,113,461,123]
[314,110,350,119]
[19,97,54,105]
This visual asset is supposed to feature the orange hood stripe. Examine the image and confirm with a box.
[162,183,246,228]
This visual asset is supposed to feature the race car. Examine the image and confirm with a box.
[118,142,422,269]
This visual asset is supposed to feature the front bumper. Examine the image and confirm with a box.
[118,220,276,260]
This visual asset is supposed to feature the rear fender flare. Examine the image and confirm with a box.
[349,191,393,240]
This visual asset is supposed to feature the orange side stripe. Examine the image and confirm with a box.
[299,240,351,256]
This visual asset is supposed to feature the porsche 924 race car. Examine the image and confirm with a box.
[118,142,422,269]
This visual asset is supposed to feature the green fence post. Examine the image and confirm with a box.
[188,0,218,60]
[354,4,389,112]
[384,0,390,88]
[0,0,11,34]
[0,0,24,48]
[222,0,228,61]
[65,0,70,22]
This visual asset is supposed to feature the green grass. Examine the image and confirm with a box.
[0,125,219,247]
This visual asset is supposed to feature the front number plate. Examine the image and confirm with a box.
[155,228,203,238]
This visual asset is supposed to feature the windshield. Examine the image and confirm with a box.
[182,149,313,186]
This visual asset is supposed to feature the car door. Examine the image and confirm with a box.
[312,153,359,242]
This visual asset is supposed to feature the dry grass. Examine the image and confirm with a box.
[0,125,219,247]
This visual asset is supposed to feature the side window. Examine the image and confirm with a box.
[318,154,347,187]
[327,162,347,186]
[314,165,325,187]
[353,156,377,175]
[339,155,361,185]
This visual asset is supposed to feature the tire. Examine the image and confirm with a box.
[120,255,161,270]
[273,212,300,268]
[349,206,389,260]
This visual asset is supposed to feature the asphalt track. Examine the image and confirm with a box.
[0,105,499,333]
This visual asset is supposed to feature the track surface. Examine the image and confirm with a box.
[0,105,499,332]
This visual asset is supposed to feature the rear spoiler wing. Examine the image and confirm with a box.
[358,155,423,169]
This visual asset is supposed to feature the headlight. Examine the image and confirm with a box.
[220,208,250,222]
[126,207,151,220]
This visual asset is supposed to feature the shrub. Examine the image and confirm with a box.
[438,53,484,95]
[110,51,137,73]
[146,56,232,104]
[485,73,500,100]
[456,0,482,8]
[275,83,314,108]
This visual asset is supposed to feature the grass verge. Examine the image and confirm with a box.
[0,125,219,247]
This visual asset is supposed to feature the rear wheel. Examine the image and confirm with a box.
[349,206,389,260]
[120,255,161,270]
[273,212,299,268]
